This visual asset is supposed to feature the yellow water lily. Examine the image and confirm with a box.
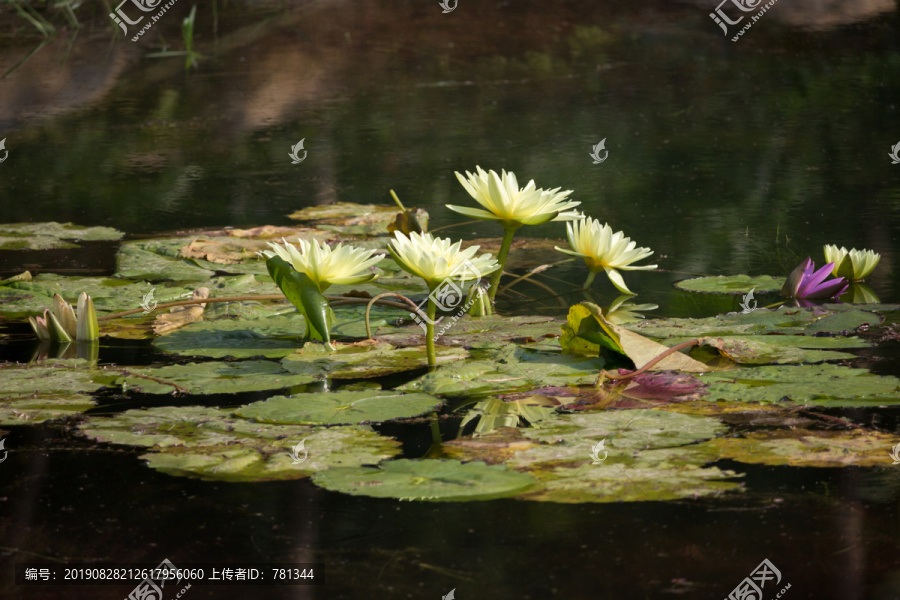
[556,217,657,294]
[388,231,499,366]
[262,238,381,292]
[387,231,500,290]
[447,166,581,299]
[823,245,881,281]
[448,166,581,227]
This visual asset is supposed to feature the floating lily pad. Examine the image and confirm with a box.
[629,306,882,339]
[697,336,856,364]
[374,314,562,349]
[0,222,123,250]
[445,410,739,503]
[79,406,401,482]
[0,359,106,424]
[116,239,218,281]
[398,345,603,397]
[0,276,193,318]
[153,315,309,358]
[116,360,317,395]
[236,390,444,425]
[704,429,899,468]
[311,459,536,501]
[282,342,466,378]
[287,202,397,224]
[698,364,900,406]
[675,275,785,294]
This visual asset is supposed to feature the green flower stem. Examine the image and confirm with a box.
[582,271,597,290]
[488,226,518,300]
[426,297,437,367]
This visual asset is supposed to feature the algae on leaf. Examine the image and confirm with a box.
[237,390,444,425]
[311,459,536,501]
[0,222,123,250]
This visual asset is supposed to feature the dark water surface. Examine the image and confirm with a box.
[2,1,900,598]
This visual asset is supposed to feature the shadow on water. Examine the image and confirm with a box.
[1,0,900,598]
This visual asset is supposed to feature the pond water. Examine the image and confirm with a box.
[1,1,900,598]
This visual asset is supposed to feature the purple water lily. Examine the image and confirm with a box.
[781,257,849,300]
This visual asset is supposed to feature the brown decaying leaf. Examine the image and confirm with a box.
[153,287,209,335]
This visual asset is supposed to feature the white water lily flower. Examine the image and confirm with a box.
[388,231,500,289]
[823,245,881,281]
[262,238,381,292]
[448,166,581,227]
[556,217,657,294]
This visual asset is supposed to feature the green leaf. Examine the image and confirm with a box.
[115,240,216,281]
[310,459,536,501]
[698,336,856,364]
[236,390,444,425]
[153,315,308,358]
[116,360,317,395]
[266,255,332,343]
[79,406,401,482]
[697,364,900,406]
[0,360,104,424]
[281,342,467,379]
[0,222,123,250]
[675,275,785,294]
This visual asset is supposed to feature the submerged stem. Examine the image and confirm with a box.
[488,227,518,300]
[426,298,437,366]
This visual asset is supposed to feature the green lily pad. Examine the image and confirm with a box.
[0,359,105,424]
[0,276,193,318]
[698,364,900,406]
[115,239,217,282]
[675,275,785,294]
[116,360,317,395]
[79,406,401,482]
[0,222,123,250]
[445,410,739,503]
[236,390,444,425]
[282,342,467,379]
[398,345,603,397]
[310,459,536,501]
[153,315,309,358]
[703,429,898,468]
[374,314,563,349]
[628,306,882,339]
[697,336,856,364]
